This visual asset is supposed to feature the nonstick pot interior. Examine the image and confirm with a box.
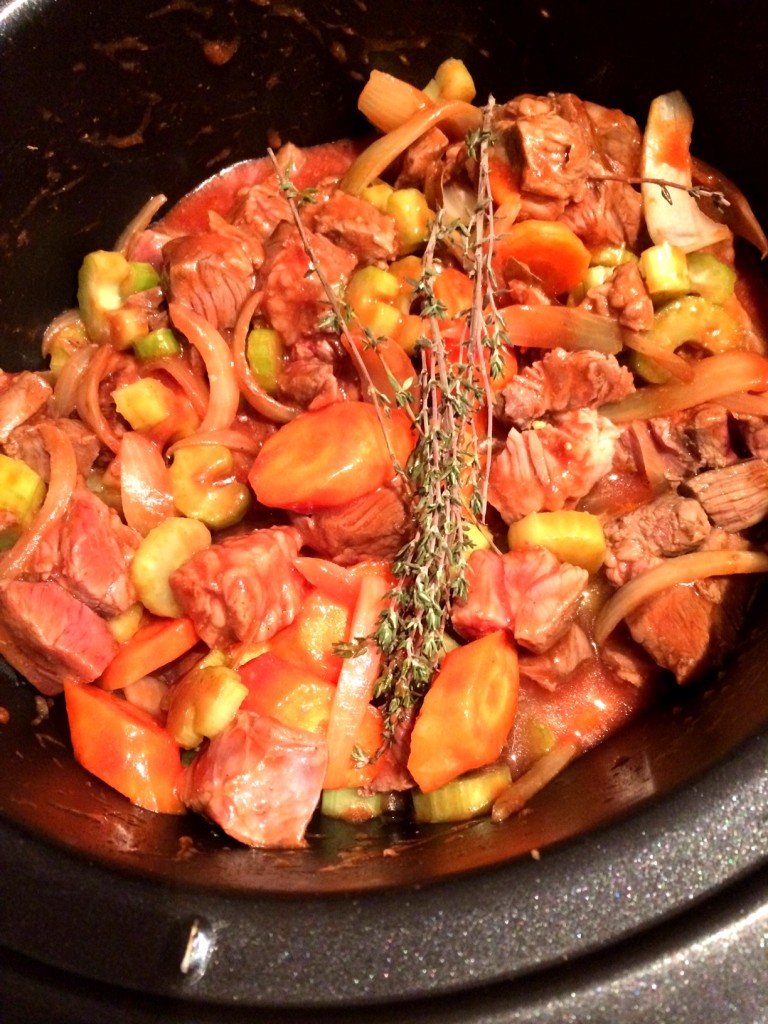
[1,0,767,1010]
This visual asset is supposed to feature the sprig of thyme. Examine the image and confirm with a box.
[590,173,730,212]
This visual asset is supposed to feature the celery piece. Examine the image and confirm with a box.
[433,57,476,102]
[321,788,386,823]
[568,264,614,305]
[77,250,133,344]
[131,516,212,618]
[169,443,251,529]
[686,252,736,305]
[127,261,161,294]
[134,327,182,360]
[167,665,248,749]
[589,244,638,268]
[246,328,284,396]
[112,377,175,431]
[361,182,394,213]
[639,241,690,303]
[412,763,512,824]
[507,510,606,574]
[347,265,401,308]
[0,455,46,550]
[387,188,431,255]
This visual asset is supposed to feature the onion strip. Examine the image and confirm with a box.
[51,345,96,417]
[340,99,482,197]
[76,344,123,453]
[231,291,300,424]
[113,193,168,256]
[120,432,176,536]
[622,330,694,382]
[169,303,240,431]
[141,354,209,420]
[594,549,768,647]
[601,350,768,424]
[168,428,263,457]
[0,422,77,579]
[496,305,625,354]
[358,69,432,134]
[717,392,768,418]
[492,742,580,822]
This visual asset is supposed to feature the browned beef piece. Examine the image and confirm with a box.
[25,487,139,616]
[579,263,654,333]
[518,623,593,690]
[648,404,739,483]
[163,230,255,332]
[231,183,292,240]
[170,526,306,648]
[736,415,768,460]
[0,372,52,443]
[277,336,359,409]
[603,493,712,587]
[682,458,768,532]
[262,229,357,346]
[452,547,588,653]
[396,127,450,189]
[0,580,116,695]
[291,480,413,565]
[366,708,415,793]
[4,418,100,483]
[312,189,397,266]
[500,348,634,429]
[488,408,620,523]
[599,631,663,689]
[183,710,327,848]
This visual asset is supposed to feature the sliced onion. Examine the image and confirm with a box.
[76,344,124,453]
[641,91,732,253]
[693,156,768,258]
[0,422,77,579]
[601,350,768,424]
[340,99,482,197]
[169,302,240,431]
[717,392,768,417]
[622,330,694,382]
[231,290,300,424]
[496,305,625,354]
[114,193,168,256]
[51,344,96,417]
[358,69,431,134]
[41,309,83,359]
[627,421,669,494]
[120,431,176,536]
[167,428,263,458]
[492,742,580,822]
[142,354,209,420]
[594,549,768,647]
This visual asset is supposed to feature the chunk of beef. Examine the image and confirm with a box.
[291,480,413,565]
[163,231,255,332]
[599,631,663,689]
[183,710,327,848]
[312,188,397,266]
[25,487,140,616]
[0,372,52,443]
[500,348,634,429]
[561,178,643,249]
[231,183,292,240]
[277,335,359,409]
[262,230,357,346]
[170,526,306,648]
[4,418,100,483]
[366,708,415,793]
[0,580,116,695]
[488,408,620,523]
[648,404,739,483]
[452,547,588,653]
[603,493,712,587]
[736,414,768,460]
[579,263,654,333]
[682,458,768,532]
[396,127,450,190]
[518,623,593,691]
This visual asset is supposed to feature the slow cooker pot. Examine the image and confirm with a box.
[1,1,767,1019]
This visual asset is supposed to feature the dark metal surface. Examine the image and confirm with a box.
[1,0,768,1015]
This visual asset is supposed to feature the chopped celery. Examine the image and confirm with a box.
[112,377,175,431]
[246,328,285,395]
[639,241,690,303]
[0,455,46,550]
[321,788,386,822]
[387,188,432,255]
[568,264,614,305]
[77,250,133,344]
[589,244,638,268]
[507,510,606,574]
[134,327,182,360]
[167,665,248,749]
[131,516,212,618]
[686,252,736,305]
[412,763,512,824]
[169,443,251,529]
[127,261,161,294]
[347,266,401,308]
[361,181,394,213]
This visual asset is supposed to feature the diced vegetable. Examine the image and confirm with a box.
[408,631,520,793]
[131,516,212,618]
[639,242,690,303]
[589,245,638,268]
[112,378,175,432]
[433,266,474,320]
[100,616,200,691]
[64,681,185,814]
[494,220,591,296]
[249,401,415,511]
[507,510,606,574]
[321,787,387,822]
[269,588,352,683]
[0,455,46,550]
[361,181,395,212]
[126,261,161,293]
[412,763,512,823]
[134,327,182,360]
[388,255,423,312]
[387,188,432,255]
[167,664,248,748]
[169,443,251,529]
[246,327,285,396]
[77,250,133,344]
[105,602,144,644]
[686,252,736,305]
